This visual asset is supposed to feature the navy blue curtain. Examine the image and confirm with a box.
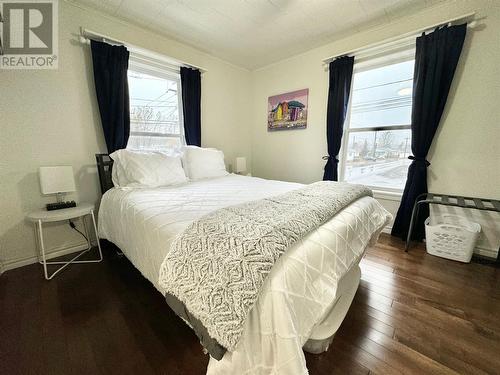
[90,40,130,153]
[323,56,354,181]
[392,24,467,240]
[180,67,201,146]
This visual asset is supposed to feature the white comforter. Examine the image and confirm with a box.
[98,174,391,374]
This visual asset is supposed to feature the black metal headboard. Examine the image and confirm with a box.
[95,153,114,194]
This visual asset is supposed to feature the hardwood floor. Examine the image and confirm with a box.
[1,234,499,375]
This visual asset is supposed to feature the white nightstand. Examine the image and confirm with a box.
[26,203,103,280]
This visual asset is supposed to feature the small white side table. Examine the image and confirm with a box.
[26,203,103,280]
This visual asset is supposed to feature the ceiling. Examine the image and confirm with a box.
[73,0,443,70]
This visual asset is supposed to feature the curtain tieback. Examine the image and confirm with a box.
[408,155,430,166]
[322,155,339,163]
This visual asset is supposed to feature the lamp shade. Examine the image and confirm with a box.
[235,157,247,173]
[39,166,76,195]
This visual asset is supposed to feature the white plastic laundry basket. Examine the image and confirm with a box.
[424,214,481,263]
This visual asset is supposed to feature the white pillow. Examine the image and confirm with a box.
[110,149,188,187]
[182,146,229,180]
[110,151,130,187]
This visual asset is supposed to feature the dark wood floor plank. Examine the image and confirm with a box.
[393,326,491,375]
[342,307,396,338]
[360,267,500,335]
[366,244,500,291]
[365,298,499,374]
[356,328,459,375]
[40,281,72,375]
[339,304,482,373]
[305,343,371,375]
[331,336,403,375]
[1,233,499,374]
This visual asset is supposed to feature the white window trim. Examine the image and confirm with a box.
[372,189,403,201]
[338,52,415,194]
[128,56,186,149]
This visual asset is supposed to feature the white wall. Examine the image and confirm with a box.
[250,0,500,254]
[2,0,499,271]
[0,0,252,271]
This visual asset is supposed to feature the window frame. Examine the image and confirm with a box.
[339,52,415,194]
[127,58,186,151]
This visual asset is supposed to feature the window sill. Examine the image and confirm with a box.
[372,189,403,202]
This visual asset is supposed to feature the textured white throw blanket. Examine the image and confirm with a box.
[158,181,371,351]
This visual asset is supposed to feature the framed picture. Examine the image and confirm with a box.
[268,89,309,131]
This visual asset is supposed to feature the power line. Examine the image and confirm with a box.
[353,78,413,91]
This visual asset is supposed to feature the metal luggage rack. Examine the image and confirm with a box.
[406,193,500,264]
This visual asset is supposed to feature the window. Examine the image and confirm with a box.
[340,54,415,192]
[127,63,185,152]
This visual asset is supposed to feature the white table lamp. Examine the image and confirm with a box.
[235,157,247,174]
[39,166,76,202]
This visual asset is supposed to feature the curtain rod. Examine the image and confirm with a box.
[79,27,207,73]
[322,12,477,65]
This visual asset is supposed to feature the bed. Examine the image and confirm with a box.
[96,154,391,374]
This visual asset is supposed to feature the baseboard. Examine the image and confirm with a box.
[1,241,94,273]
[474,246,498,260]
[381,225,392,234]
